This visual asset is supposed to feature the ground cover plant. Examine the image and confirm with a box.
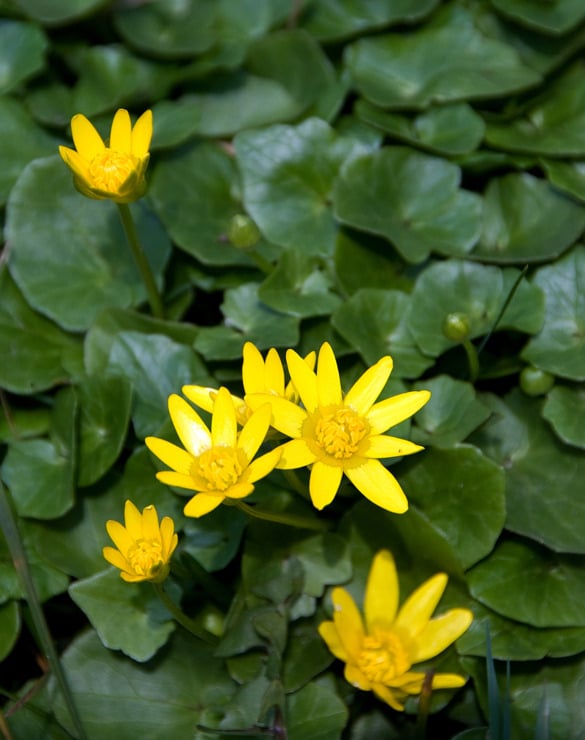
[1,0,585,737]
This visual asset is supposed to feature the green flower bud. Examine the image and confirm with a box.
[520,366,555,397]
[227,214,261,249]
[442,312,471,342]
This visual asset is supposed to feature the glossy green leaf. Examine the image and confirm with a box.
[12,0,106,24]
[0,601,20,661]
[7,157,170,331]
[334,147,481,263]
[471,390,585,553]
[287,681,348,740]
[473,173,585,263]
[283,619,334,692]
[522,246,585,380]
[235,118,365,257]
[0,20,47,93]
[107,331,212,438]
[468,538,585,628]
[259,249,342,318]
[490,0,585,36]
[411,376,491,448]
[542,385,585,449]
[332,289,433,378]
[69,569,175,661]
[182,506,247,572]
[346,4,540,109]
[0,407,49,443]
[542,159,585,202]
[355,100,485,156]
[400,445,506,571]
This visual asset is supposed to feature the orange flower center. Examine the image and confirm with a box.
[192,447,245,491]
[126,538,163,578]
[313,405,368,459]
[89,149,137,192]
[357,631,411,683]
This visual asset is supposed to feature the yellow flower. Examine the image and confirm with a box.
[103,500,177,583]
[319,550,473,711]
[182,342,315,425]
[59,108,152,203]
[246,342,430,512]
[145,386,281,517]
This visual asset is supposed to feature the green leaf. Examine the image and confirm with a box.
[107,331,212,438]
[491,0,585,37]
[542,159,585,203]
[411,376,492,448]
[69,570,175,662]
[0,20,47,93]
[473,173,585,263]
[345,4,540,109]
[6,157,170,332]
[522,246,585,380]
[0,600,20,661]
[471,390,585,553]
[399,445,506,571]
[182,507,247,572]
[283,619,334,692]
[355,100,485,156]
[333,147,481,263]
[468,538,585,628]
[287,681,348,740]
[542,385,585,449]
[12,0,106,24]
[259,249,342,318]
[332,289,433,378]
[235,118,365,257]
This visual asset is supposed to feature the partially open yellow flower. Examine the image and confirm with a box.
[59,108,152,203]
[319,550,473,711]
[246,342,430,512]
[103,500,178,583]
[145,387,281,517]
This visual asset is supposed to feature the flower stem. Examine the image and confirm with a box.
[247,249,274,275]
[152,582,217,644]
[116,202,164,319]
[462,338,479,383]
[0,482,87,740]
[233,501,329,531]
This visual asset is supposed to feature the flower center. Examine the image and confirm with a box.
[357,632,412,684]
[313,405,368,459]
[192,447,244,491]
[126,538,163,578]
[89,149,137,192]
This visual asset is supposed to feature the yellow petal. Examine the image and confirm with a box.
[372,684,406,711]
[367,390,431,434]
[168,394,211,456]
[345,460,408,513]
[309,461,342,509]
[131,109,153,157]
[237,404,271,462]
[318,621,349,662]
[249,395,307,438]
[71,113,105,160]
[110,109,132,153]
[316,342,342,406]
[123,500,142,535]
[58,146,91,182]
[106,520,133,555]
[141,504,160,542]
[287,348,318,413]
[184,492,224,517]
[364,435,424,459]
[344,356,393,415]
[181,385,217,413]
[244,447,281,484]
[211,387,237,447]
[159,517,178,560]
[264,348,285,395]
[430,673,467,690]
[331,587,365,660]
[394,573,448,639]
[242,342,266,394]
[411,608,473,663]
[345,662,371,691]
[120,571,148,583]
[276,438,317,469]
[102,546,130,572]
[156,471,200,492]
[145,436,193,475]
[364,550,399,632]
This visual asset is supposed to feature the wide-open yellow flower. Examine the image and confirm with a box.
[246,342,430,512]
[59,108,152,203]
[145,387,280,517]
[103,500,178,583]
[319,550,473,711]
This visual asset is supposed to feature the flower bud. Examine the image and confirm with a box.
[520,366,555,397]
[227,214,261,249]
[442,312,471,341]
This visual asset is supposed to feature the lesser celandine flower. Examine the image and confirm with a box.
[319,550,473,711]
[103,500,178,583]
[246,342,430,512]
[145,387,281,517]
[59,108,152,203]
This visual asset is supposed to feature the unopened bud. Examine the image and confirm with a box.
[227,214,261,249]
[442,312,471,341]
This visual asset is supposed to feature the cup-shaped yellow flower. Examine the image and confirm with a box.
[319,550,473,711]
[103,500,178,583]
[59,108,152,203]
[145,387,281,517]
[246,342,430,512]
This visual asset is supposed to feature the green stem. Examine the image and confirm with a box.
[0,483,86,740]
[152,583,217,644]
[233,501,329,531]
[477,265,528,357]
[247,249,274,275]
[462,338,479,383]
[116,203,164,319]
